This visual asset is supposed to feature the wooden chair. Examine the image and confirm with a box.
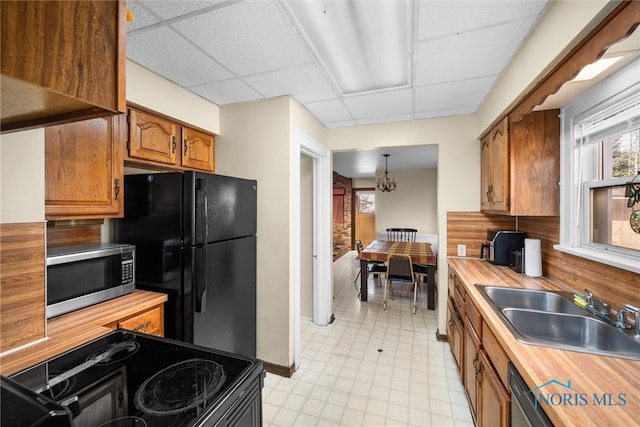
[386,228,417,242]
[383,254,420,314]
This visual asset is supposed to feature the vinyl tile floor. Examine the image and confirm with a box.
[262,251,473,426]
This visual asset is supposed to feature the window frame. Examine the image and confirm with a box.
[557,58,640,274]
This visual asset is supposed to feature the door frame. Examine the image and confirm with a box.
[293,129,332,370]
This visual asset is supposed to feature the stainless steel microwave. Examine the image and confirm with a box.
[46,243,135,319]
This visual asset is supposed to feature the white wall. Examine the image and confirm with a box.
[0,129,45,224]
[327,115,480,332]
[126,60,220,134]
[374,168,437,235]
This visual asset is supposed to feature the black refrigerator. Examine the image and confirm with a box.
[114,171,257,357]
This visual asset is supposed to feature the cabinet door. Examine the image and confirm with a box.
[489,117,510,212]
[45,115,124,219]
[464,318,481,422]
[480,135,491,211]
[128,108,179,165]
[479,351,510,427]
[1,0,126,132]
[182,126,215,172]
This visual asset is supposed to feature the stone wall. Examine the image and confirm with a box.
[333,172,352,260]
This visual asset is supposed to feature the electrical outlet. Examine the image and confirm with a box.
[457,244,467,257]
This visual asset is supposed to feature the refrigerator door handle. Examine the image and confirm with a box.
[195,178,209,245]
[195,245,207,313]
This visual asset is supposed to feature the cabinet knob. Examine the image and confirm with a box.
[114,178,120,200]
[184,140,188,155]
[171,135,177,153]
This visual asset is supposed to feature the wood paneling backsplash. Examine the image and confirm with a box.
[0,222,46,352]
[447,212,639,311]
[47,222,101,248]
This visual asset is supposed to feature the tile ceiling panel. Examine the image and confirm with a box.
[242,64,337,103]
[136,0,227,20]
[414,76,495,112]
[170,1,312,77]
[416,17,538,86]
[305,99,354,124]
[126,1,161,31]
[191,78,262,106]
[343,89,413,120]
[127,26,233,87]
[418,0,548,40]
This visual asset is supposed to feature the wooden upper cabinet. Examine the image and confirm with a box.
[1,0,126,133]
[45,115,125,219]
[182,126,215,172]
[480,117,510,214]
[480,110,559,216]
[125,106,216,173]
[509,109,560,216]
[128,108,179,166]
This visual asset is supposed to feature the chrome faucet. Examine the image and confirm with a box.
[584,289,613,324]
[624,304,640,338]
[616,307,632,329]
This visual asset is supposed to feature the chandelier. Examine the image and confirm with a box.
[376,154,398,192]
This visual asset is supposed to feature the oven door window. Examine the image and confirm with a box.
[47,256,119,304]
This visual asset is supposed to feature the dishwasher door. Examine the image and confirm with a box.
[508,363,553,427]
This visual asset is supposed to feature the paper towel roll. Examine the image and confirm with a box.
[524,238,542,277]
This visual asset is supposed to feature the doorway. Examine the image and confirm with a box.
[353,188,376,247]
[293,129,331,371]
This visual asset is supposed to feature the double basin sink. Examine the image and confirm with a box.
[477,285,640,361]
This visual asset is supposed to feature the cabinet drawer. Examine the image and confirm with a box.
[466,298,482,339]
[483,325,510,387]
[453,277,466,317]
[117,307,163,337]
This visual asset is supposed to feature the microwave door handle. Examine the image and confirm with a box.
[195,246,207,313]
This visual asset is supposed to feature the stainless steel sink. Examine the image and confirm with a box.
[479,286,584,315]
[501,309,640,360]
[476,284,640,360]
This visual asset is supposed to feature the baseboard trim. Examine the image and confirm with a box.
[435,328,448,342]
[263,361,295,378]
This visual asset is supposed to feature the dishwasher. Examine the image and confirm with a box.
[508,363,553,427]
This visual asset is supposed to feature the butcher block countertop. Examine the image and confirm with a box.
[0,290,167,376]
[448,257,640,427]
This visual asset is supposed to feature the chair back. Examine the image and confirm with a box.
[386,228,417,242]
[386,254,414,282]
[356,240,364,253]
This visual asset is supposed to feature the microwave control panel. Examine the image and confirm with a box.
[122,251,135,284]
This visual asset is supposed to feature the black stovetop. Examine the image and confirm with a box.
[9,330,262,427]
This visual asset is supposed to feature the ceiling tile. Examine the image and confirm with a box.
[418,0,548,40]
[343,89,413,120]
[416,17,537,86]
[414,76,495,113]
[305,99,353,123]
[191,79,263,105]
[128,26,233,87]
[243,64,337,103]
[170,1,311,76]
[133,0,227,20]
[126,1,162,31]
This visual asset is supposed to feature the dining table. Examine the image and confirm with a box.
[358,240,437,309]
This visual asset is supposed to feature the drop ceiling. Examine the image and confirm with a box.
[126,0,550,129]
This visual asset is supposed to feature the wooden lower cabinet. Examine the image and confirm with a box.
[105,304,164,337]
[447,299,464,374]
[479,350,510,427]
[464,318,481,423]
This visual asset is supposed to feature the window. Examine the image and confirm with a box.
[357,191,375,215]
[558,58,640,273]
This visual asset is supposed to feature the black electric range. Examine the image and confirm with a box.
[3,330,264,427]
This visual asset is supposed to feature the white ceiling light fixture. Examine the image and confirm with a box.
[284,0,412,95]
[571,56,624,82]
[376,154,398,192]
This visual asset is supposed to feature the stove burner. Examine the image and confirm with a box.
[134,359,226,416]
[97,416,147,427]
[86,341,140,365]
